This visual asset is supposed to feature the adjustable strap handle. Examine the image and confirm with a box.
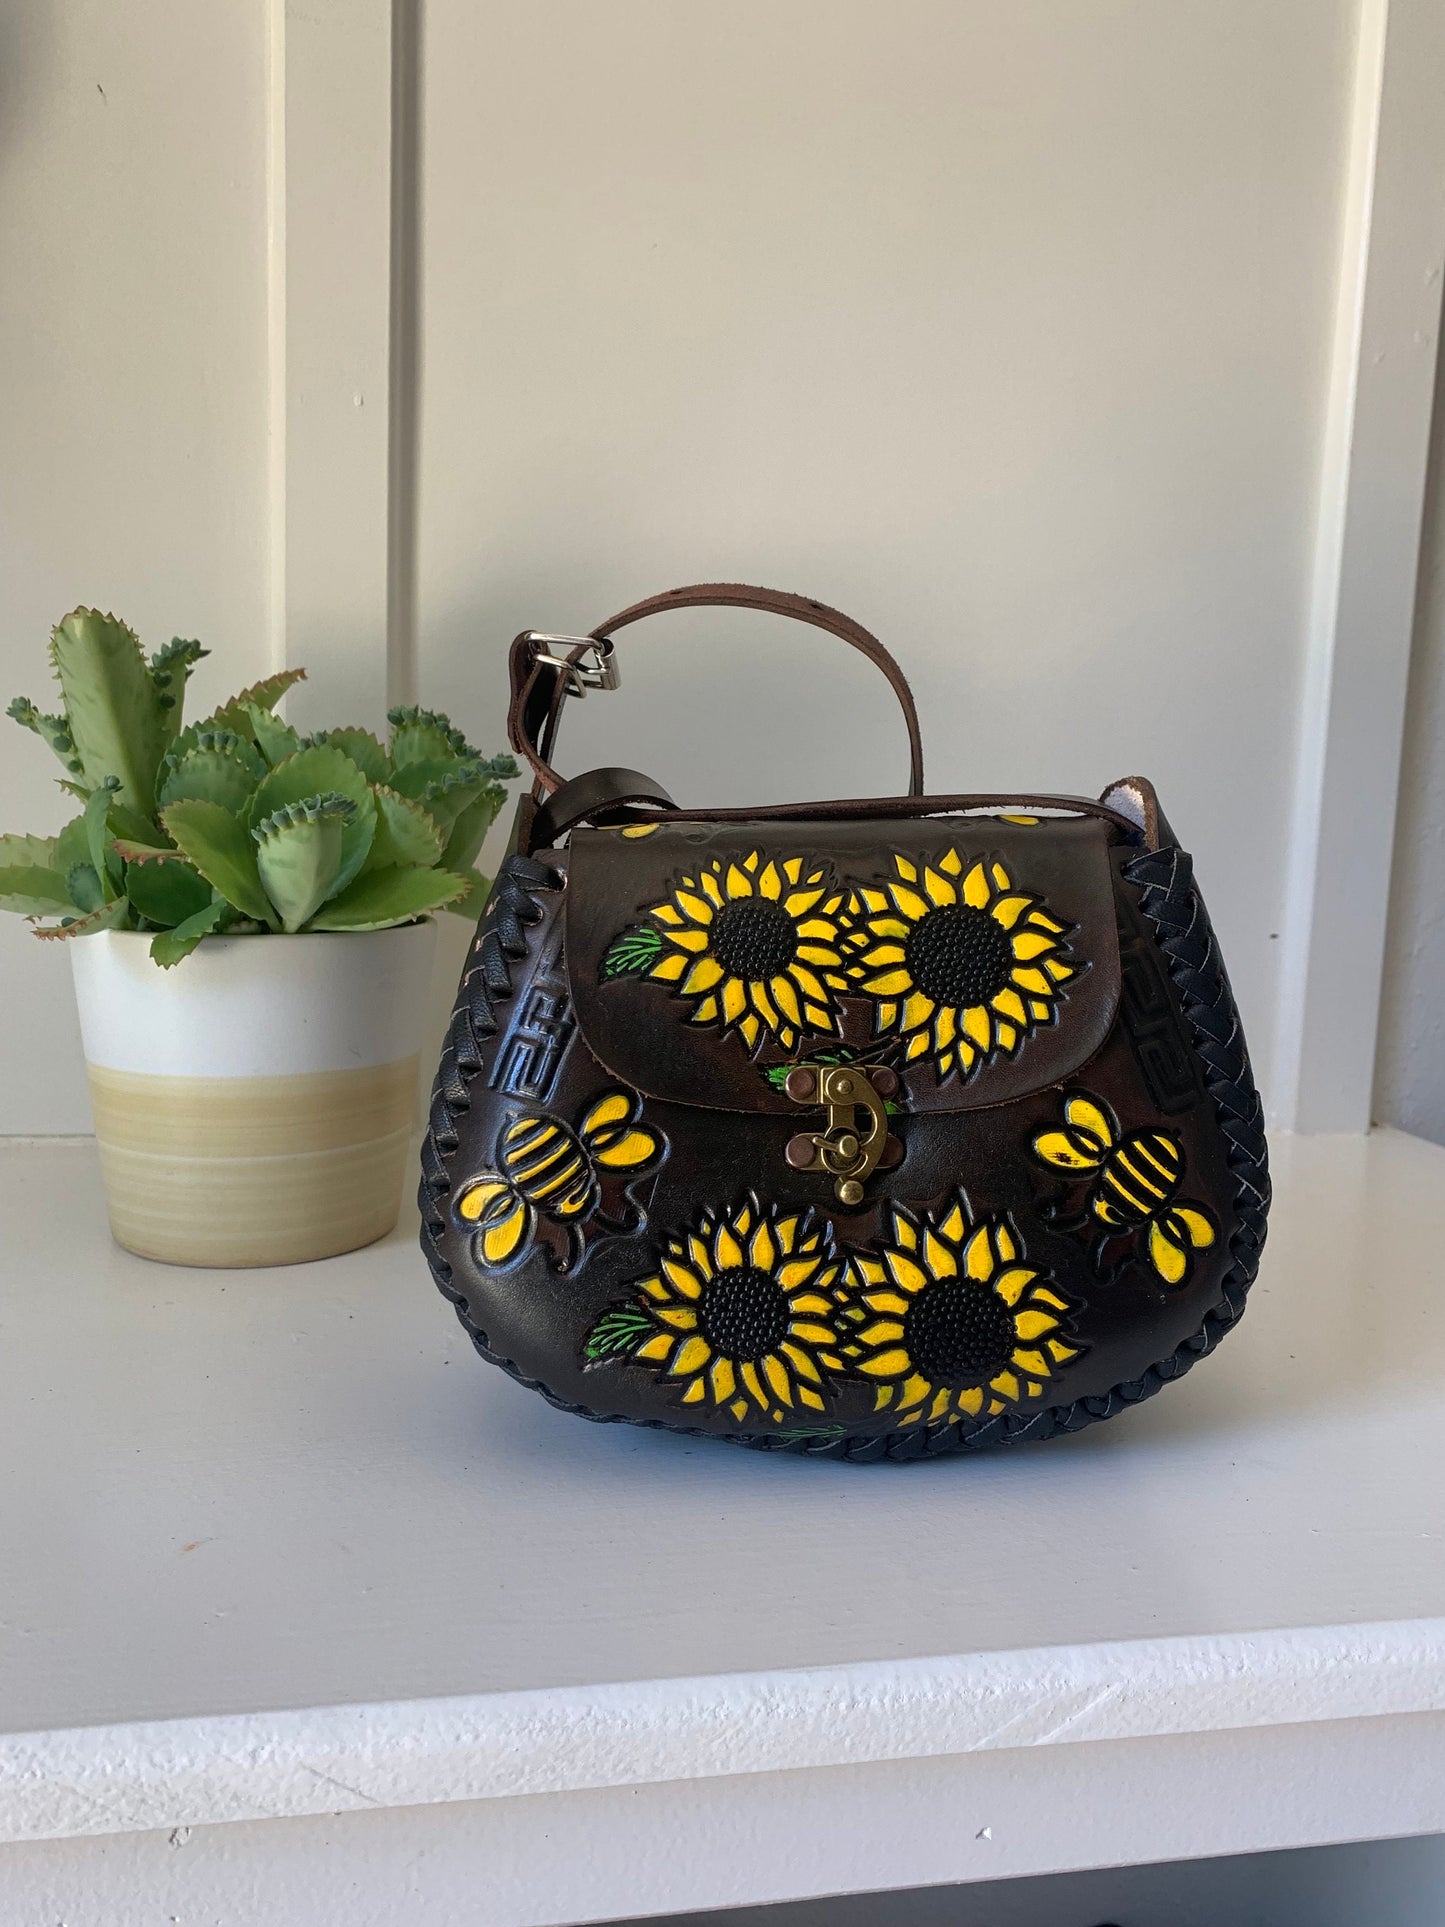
[507,582,926,800]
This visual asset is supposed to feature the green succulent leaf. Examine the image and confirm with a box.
[0,832,60,871]
[444,869,493,919]
[386,757,500,833]
[32,897,128,940]
[601,923,664,978]
[306,726,389,785]
[203,667,307,735]
[244,703,303,769]
[440,779,508,874]
[0,865,76,916]
[148,637,208,740]
[306,862,469,932]
[364,784,446,872]
[248,745,376,897]
[253,793,354,933]
[48,609,168,813]
[66,862,104,913]
[105,802,168,849]
[55,815,91,876]
[84,777,122,901]
[160,799,276,927]
[387,705,476,769]
[157,745,261,815]
[160,724,266,788]
[123,851,213,928]
[149,897,229,968]
[6,696,83,776]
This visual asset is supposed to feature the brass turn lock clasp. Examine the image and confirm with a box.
[783,1062,902,1206]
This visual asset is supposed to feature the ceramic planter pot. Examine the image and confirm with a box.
[69,923,438,1267]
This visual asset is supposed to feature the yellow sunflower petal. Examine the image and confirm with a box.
[962,1226,996,1280]
[762,1354,794,1405]
[649,951,688,982]
[713,1222,743,1269]
[885,1248,928,1293]
[674,890,714,925]
[666,926,710,953]
[783,887,825,917]
[961,861,991,908]
[700,870,724,906]
[991,861,1012,892]
[995,1268,1040,1308]
[787,1321,839,1346]
[758,861,783,900]
[661,1257,703,1299]
[636,1332,674,1361]
[682,957,724,994]
[740,1361,767,1407]
[856,1320,906,1346]
[923,866,956,907]
[710,1356,736,1403]
[991,1369,1021,1400]
[781,1342,822,1382]
[858,1348,912,1378]
[1011,1348,1050,1377]
[1011,966,1052,995]
[725,863,753,899]
[738,1012,761,1049]
[680,1377,707,1403]
[888,884,930,921]
[922,1228,958,1279]
[779,1256,820,1290]
[770,975,802,1025]
[990,895,1032,930]
[961,1004,992,1048]
[657,1306,698,1330]
[798,1385,826,1411]
[956,1385,985,1415]
[902,990,935,1030]
[864,969,914,996]
[899,1372,933,1408]
[1011,929,1057,960]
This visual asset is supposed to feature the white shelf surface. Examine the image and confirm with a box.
[2,1129,1445,1903]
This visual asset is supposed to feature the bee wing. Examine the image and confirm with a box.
[456,1175,531,1266]
[1147,1215,1190,1285]
[1033,1127,1104,1171]
[1171,1205,1217,1250]
[1063,1095,1115,1146]
[579,1090,634,1137]
[581,1088,660,1172]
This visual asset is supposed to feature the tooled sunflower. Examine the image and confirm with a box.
[586,1202,847,1423]
[844,1198,1081,1424]
[844,850,1077,1078]
[622,852,848,1054]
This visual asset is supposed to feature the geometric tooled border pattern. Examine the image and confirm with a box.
[417,842,1271,1463]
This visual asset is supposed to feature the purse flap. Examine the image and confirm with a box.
[564,815,1122,1114]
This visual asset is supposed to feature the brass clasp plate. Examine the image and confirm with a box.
[784,1062,902,1206]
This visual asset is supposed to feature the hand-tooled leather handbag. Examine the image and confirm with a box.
[419,584,1269,1460]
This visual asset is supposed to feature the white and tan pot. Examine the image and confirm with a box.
[69,923,437,1267]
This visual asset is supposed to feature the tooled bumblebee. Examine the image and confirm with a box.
[1032,1091,1217,1286]
[453,1090,660,1271]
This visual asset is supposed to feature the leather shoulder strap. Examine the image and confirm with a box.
[508,582,925,799]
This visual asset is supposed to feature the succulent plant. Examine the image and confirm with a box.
[2,608,517,965]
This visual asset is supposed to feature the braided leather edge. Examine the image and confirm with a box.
[418,845,1270,1463]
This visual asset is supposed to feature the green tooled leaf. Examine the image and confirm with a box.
[0,864,76,916]
[248,745,376,898]
[386,705,476,769]
[244,703,303,769]
[601,923,664,978]
[157,745,261,815]
[203,667,307,734]
[306,726,389,785]
[149,897,228,968]
[253,794,353,932]
[160,799,276,926]
[306,863,468,931]
[363,784,445,872]
[49,609,168,813]
[123,851,213,929]
[583,1305,655,1362]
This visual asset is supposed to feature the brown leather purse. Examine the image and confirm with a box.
[419,585,1269,1459]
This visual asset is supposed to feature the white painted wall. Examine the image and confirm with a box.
[0,0,272,1133]
[2,0,1440,1138]
[1376,338,1445,1143]
[416,0,1360,1120]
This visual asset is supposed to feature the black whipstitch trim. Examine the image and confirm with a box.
[418,844,1269,1461]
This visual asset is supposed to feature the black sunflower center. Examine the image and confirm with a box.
[710,898,798,981]
[903,1277,1016,1384]
[904,904,1013,1007]
[699,1265,792,1361]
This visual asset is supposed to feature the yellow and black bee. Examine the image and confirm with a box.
[1033,1092,1216,1286]
[454,1090,660,1269]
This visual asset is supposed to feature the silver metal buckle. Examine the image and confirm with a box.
[524,633,621,698]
